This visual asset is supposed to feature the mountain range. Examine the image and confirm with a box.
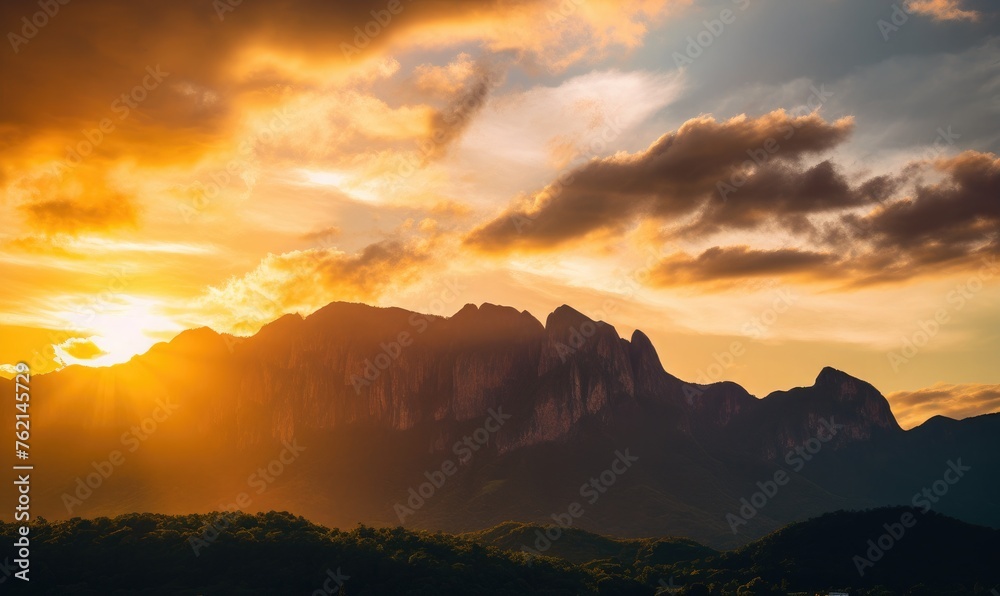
[3,301,998,549]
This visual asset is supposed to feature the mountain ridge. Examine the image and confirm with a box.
[65,303,915,437]
[116,301,903,440]
[2,300,998,549]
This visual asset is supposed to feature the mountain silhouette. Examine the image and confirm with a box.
[2,301,997,549]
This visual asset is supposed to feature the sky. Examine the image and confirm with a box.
[0,0,998,428]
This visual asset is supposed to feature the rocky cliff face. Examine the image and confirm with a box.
[221,302,650,450]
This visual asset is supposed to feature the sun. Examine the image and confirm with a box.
[54,296,184,368]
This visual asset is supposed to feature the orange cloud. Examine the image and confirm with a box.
[0,0,690,163]
[888,383,1000,429]
[906,0,979,21]
[10,167,140,235]
[21,194,138,235]
[56,338,108,360]
[0,325,91,377]
[186,240,431,335]
[413,53,477,96]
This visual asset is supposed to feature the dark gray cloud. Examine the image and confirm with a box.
[464,111,854,251]
[862,151,1000,250]
[425,57,507,162]
[681,161,897,238]
[464,102,999,288]
[650,246,837,287]
[652,150,1000,289]
[821,150,1000,284]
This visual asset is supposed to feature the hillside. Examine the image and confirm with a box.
[1,508,997,594]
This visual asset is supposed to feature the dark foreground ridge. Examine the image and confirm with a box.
[0,508,996,595]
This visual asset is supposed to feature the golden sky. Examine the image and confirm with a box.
[1,0,998,428]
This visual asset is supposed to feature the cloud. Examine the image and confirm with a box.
[300,227,342,247]
[464,0,693,71]
[648,150,1000,290]
[449,68,685,208]
[0,0,695,244]
[20,194,138,235]
[428,200,473,219]
[56,338,109,361]
[462,97,997,290]
[188,239,430,334]
[464,111,854,252]
[680,161,896,238]
[0,0,690,162]
[0,325,92,376]
[820,151,1000,285]
[413,53,477,96]
[8,162,145,235]
[650,247,838,287]
[888,383,1000,429]
[906,0,980,21]
[856,152,999,252]
[423,57,507,162]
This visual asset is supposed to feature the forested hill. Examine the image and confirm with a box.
[0,508,997,594]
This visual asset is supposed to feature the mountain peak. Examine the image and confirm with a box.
[815,366,855,386]
[260,312,304,331]
[139,326,227,362]
[628,328,664,375]
[545,304,594,332]
[807,366,902,435]
[919,414,959,428]
[812,367,885,404]
[446,302,544,342]
[173,326,221,342]
[450,301,538,320]
[630,329,654,350]
[453,303,480,318]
